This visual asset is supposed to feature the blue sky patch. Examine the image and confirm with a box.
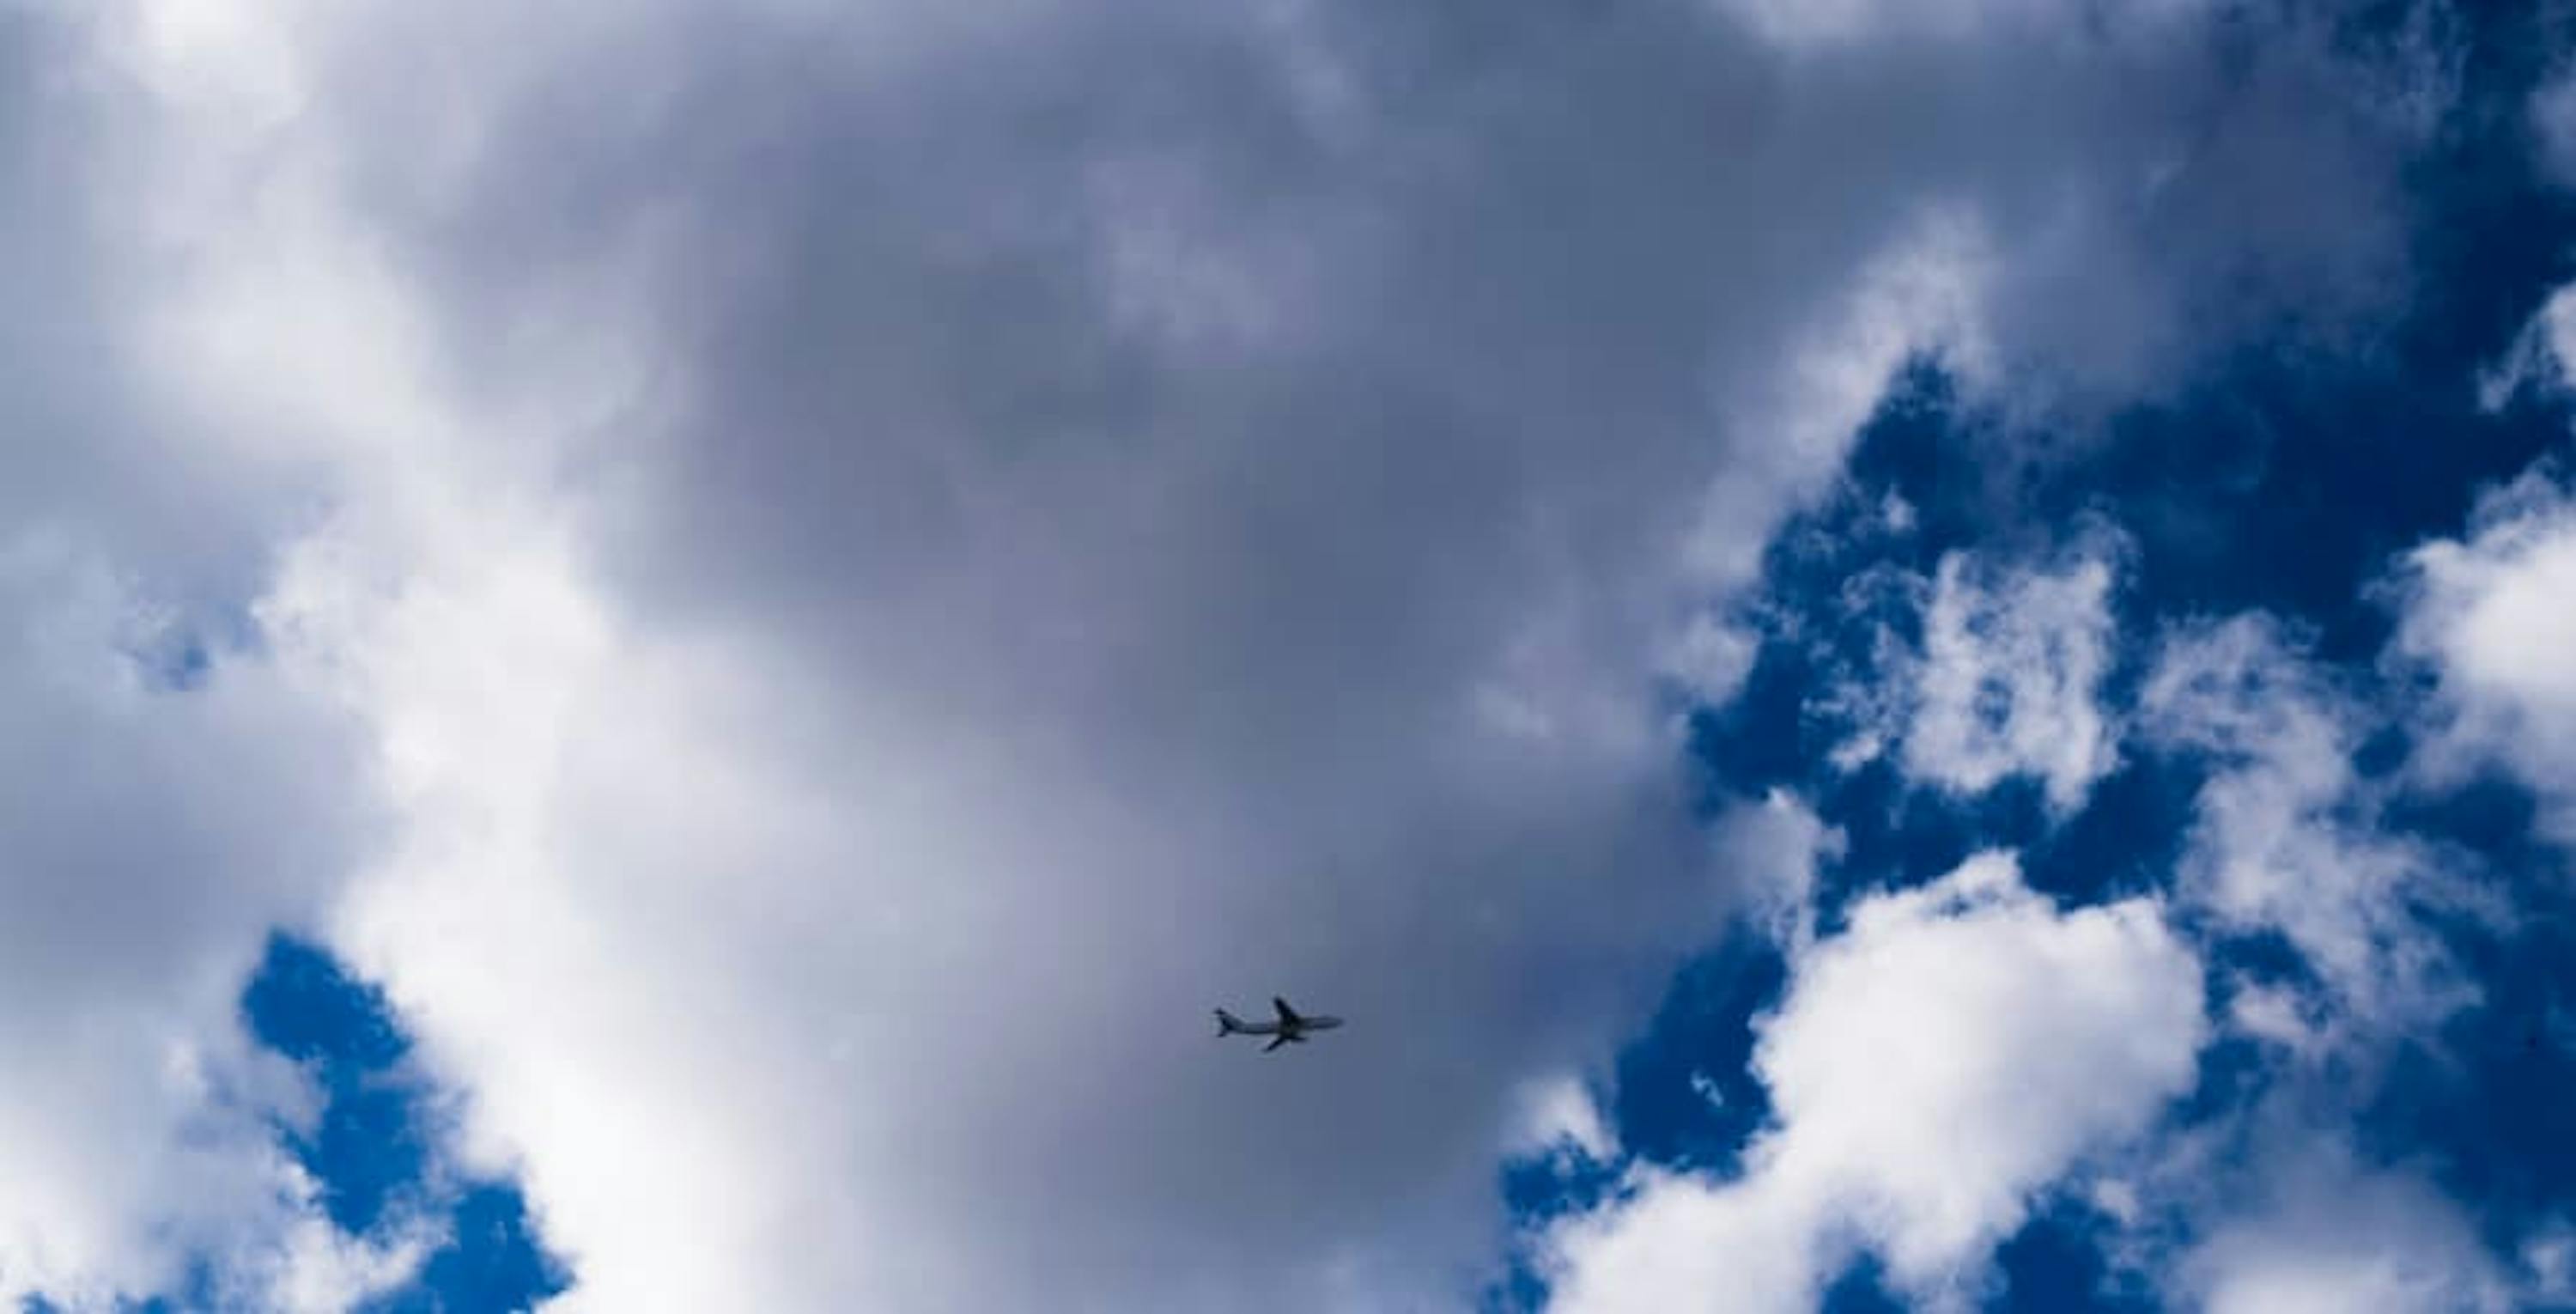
[25,937,574,1312]
[240,935,571,1312]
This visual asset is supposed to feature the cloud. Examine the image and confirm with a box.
[218,1182,435,1314]
[2139,614,2489,1036]
[1657,613,1762,710]
[1510,1074,1619,1166]
[1541,853,2207,1312]
[1811,532,2125,812]
[1904,542,2125,812]
[1705,0,2218,56]
[1716,790,1846,952]
[0,0,2490,1309]
[2394,457,2576,843]
[2530,52,2576,192]
[2173,1143,2513,1314]
[0,536,370,1305]
[2475,283,2576,410]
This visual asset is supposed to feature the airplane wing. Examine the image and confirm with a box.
[1273,996,1303,1027]
[1263,1034,1291,1053]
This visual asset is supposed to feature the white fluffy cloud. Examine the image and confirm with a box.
[2140,615,2484,1036]
[1819,536,2125,812]
[1902,544,2124,811]
[2176,1146,2513,1314]
[2396,459,2576,843]
[0,0,2479,1309]
[1542,853,2207,1312]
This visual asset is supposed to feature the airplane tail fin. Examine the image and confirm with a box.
[1215,1009,1244,1036]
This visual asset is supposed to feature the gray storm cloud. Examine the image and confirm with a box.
[0,0,2469,1309]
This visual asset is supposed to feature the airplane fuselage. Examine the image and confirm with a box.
[1277,1016,1341,1042]
[1216,999,1343,1049]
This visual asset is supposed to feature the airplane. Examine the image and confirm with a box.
[1215,996,1344,1052]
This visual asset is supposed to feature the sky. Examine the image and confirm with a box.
[7,0,2576,1311]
